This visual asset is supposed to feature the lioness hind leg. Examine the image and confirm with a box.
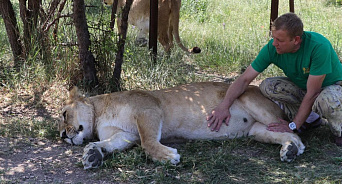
[144,142,180,164]
[136,109,180,164]
[249,122,305,162]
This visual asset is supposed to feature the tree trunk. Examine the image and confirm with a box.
[0,0,23,67]
[110,0,118,30]
[28,0,40,28]
[18,0,41,56]
[73,0,98,88]
[112,0,133,91]
[19,0,29,55]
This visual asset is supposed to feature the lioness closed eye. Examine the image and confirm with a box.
[59,82,305,170]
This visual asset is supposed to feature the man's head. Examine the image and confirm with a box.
[271,13,303,54]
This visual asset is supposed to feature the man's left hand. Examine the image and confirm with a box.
[267,118,293,133]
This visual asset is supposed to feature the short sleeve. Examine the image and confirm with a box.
[251,43,272,73]
[309,42,332,76]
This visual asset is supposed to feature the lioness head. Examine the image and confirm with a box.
[59,87,95,145]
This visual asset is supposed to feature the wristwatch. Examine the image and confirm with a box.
[289,122,297,131]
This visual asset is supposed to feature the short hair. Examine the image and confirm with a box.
[271,12,303,38]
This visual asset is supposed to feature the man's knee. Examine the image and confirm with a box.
[313,85,342,137]
[259,77,279,96]
[260,77,295,96]
[313,85,342,117]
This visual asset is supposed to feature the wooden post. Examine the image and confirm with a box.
[270,0,295,33]
[289,0,294,12]
[270,0,279,32]
[149,0,158,62]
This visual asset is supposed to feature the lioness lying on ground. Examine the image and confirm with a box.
[59,82,305,170]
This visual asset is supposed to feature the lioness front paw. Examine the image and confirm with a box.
[280,142,300,162]
[82,143,104,170]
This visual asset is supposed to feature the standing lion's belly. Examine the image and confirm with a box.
[129,17,149,34]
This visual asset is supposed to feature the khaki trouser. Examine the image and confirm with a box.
[259,77,342,137]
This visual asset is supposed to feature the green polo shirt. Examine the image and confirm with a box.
[251,31,342,89]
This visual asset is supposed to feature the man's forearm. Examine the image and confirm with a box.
[292,93,319,127]
[293,74,324,128]
[222,77,250,109]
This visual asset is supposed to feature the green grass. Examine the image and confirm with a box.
[1,0,342,183]
[0,118,58,140]
[1,0,341,91]
[96,126,342,183]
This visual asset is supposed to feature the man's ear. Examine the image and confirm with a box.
[294,36,301,45]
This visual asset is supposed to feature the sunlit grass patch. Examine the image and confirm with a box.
[0,117,58,140]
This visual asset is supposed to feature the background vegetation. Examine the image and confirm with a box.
[1,0,342,183]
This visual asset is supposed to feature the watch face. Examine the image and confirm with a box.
[289,122,296,130]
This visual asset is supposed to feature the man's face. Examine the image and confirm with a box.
[271,29,300,54]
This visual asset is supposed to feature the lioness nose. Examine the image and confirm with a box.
[61,131,68,139]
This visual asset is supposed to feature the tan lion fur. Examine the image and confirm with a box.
[59,82,305,169]
[103,0,200,53]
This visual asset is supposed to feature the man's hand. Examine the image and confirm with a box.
[206,66,259,132]
[267,118,292,133]
[207,103,230,132]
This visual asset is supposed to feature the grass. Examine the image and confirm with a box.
[0,118,58,140]
[97,126,342,183]
[1,0,342,183]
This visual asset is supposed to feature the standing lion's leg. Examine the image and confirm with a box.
[82,127,140,170]
[157,26,172,53]
[136,109,180,164]
[157,0,173,53]
[249,122,305,162]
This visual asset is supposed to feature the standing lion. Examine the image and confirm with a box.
[103,0,201,53]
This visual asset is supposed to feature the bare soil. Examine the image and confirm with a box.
[0,84,116,184]
[0,137,109,183]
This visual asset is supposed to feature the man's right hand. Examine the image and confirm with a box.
[206,66,259,132]
[206,103,231,132]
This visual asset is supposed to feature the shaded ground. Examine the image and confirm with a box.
[0,84,117,183]
[0,76,264,183]
[0,137,112,183]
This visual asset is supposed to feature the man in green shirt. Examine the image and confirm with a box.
[207,12,342,145]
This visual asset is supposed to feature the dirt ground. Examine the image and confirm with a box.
[0,137,116,183]
[0,84,117,184]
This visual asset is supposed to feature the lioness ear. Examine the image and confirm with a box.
[69,86,81,101]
